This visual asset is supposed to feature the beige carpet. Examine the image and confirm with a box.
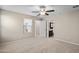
[0,38,79,53]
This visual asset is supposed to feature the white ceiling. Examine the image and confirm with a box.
[1,5,79,16]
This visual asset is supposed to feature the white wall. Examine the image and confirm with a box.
[1,10,35,42]
[0,9,1,41]
[1,9,79,44]
[54,10,79,44]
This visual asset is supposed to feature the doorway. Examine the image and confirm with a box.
[35,20,47,37]
[35,19,54,38]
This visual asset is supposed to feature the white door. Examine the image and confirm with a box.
[35,20,46,37]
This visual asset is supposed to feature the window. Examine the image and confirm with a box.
[24,19,32,32]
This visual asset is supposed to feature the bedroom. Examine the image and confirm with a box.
[0,5,79,53]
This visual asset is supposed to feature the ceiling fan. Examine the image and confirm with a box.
[32,6,55,16]
[73,5,79,8]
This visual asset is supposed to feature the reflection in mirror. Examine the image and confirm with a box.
[24,19,32,32]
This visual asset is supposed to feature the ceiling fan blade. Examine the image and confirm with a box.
[73,5,79,8]
[37,14,40,16]
[45,13,49,15]
[37,13,49,16]
[32,11,39,13]
[46,10,55,12]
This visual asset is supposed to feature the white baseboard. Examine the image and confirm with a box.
[55,37,79,46]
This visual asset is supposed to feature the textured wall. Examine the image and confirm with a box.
[1,10,35,42]
[0,9,1,41]
[0,10,1,41]
[54,10,79,44]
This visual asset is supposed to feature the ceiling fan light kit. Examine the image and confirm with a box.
[32,6,55,16]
